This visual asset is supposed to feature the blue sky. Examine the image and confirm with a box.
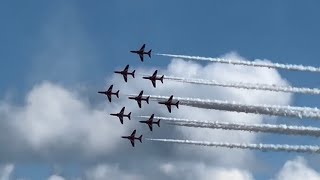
[1,1,320,179]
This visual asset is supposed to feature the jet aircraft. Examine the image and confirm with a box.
[130,44,152,62]
[114,64,135,82]
[121,129,142,147]
[139,114,160,131]
[128,90,150,108]
[142,70,164,88]
[158,95,179,113]
[98,85,119,102]
[110,107,131,124]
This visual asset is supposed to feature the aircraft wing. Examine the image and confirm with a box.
[131,130,136,136]
[119,117,123,124]
[152,70,158,76]
[120,107,125,114]
[151,80,156,88]
[138,91,143,97]
[139,54,144,62]
[140,44,146,51]
[123,74,128,82]
[166,105,172,113]
[107,94,112,102]
[137,101,142,108]
[130,139,135,147]
[148,124,153,131]
[108,85,113,91]
[124,65,129,71]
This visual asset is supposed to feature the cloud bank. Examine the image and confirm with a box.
[0,54,295,179]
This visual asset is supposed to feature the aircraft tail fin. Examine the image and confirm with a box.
[115,90,120,98]
[132,70,136,78]
[146,96,150,104]
[128,112,132,120]
[176,101,179,109]
[147,49,152,58]
[138,135,143,143]
[160,75,164,83]
[156,119,161,127]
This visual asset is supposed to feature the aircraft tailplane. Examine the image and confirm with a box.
[115,90,120,98]
[138,135,143,143]
[176,101,179,109]
[132,70,136,78]
[128,112,132,120]
[147,49,152,58]
[146,96,150,104]
[160,75,164,83]
[156,120,161,127]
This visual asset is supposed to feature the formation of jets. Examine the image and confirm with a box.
[98,44,178,147]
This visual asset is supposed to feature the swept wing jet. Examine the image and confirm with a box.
[121,129,142,147]
[110,107,131,124]
[114,64,135,82]
[158,95,179,113]
[98,85,119,102]
[142,70,164,88]
[128,90,150,108]
[130,44,152,62]
[139,114,160,131]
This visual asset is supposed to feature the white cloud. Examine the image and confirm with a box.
[274,156,320,180]
[47,175,65,180]
[0,164,14,180]
[84,164,144,180]
[0,53,293,179]
[159,162,254,180]
[0,82,129,160]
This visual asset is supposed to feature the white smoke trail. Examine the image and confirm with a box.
[146,138,320,154]
[146,95,320,120]
[164,76,320,95]
[157,53,320,73]
[138,116,320,137]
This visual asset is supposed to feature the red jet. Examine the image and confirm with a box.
[158,95,179,113]
[128,90,150,108]
[114,64,135,82]
[139,114,160,131]
[110,107,131,124]
[130,44,152,62]
[98,85,119,102]
[143,70,164,88]
[121,129,142,147]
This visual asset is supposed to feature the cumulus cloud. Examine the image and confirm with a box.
[159,162,254,180]
[47,175,65,180]
[0,82,129,161]
[0,53,293,179]
[0,164,14,180]
[274,156,320,180]
[84,164,145,180]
